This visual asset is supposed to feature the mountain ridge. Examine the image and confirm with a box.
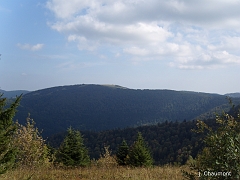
[14,84,240,137]
[225,92,240,98]
[0,89,30,98]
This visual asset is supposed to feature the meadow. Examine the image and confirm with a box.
[0,165,187,180]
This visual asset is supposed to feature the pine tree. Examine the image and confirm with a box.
[56,127,90,167]
[128,132,153,167]
[116,139,129,166]
[0,94,21,174]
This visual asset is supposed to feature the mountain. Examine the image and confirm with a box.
[225,92,240,98]
[14,84,240,137]
[48,105,240,165]
[0,89,30,98]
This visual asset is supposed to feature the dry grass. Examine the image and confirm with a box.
[0,165,186,180]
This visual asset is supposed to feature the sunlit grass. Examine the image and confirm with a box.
[1,165,186,180]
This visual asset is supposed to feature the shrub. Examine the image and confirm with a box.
[13,115,49,169]
[183,111,240,179]
[97,146,118,168]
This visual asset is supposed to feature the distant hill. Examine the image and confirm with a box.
[225,92,240,98]
[48,105,240,165]
[14,84,240,137]
[0,89,29,98]
[49,118,207,165]
[47,105,240,165]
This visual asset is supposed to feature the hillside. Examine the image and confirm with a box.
[49,119,208,165]
[14,84,239,137]
[0,89,29,98]
[48,105,240,165]
[225,92,240,98]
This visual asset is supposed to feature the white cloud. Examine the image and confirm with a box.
[46,0,240,69]
[170,50,240,70]
[46,0,98,19]
[17,43,44,51]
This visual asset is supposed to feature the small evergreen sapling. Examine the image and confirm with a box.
[128,132,153,167]
[116,139,129,166]
[57,127,90,167]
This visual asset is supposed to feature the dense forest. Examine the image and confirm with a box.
[48,104,239,166]
[14,84,240,137]
[48,117,221,165]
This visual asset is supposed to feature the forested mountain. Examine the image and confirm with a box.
[14,84,240,137]
[225,92,240,98]
[0,89,29,98]
[48,105,240,165]
[49,119,207,165]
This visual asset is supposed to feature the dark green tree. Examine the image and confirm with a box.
[0,94,21,174]
[128,132,153,167]
[116,139,129,166]
[56,127,90,167]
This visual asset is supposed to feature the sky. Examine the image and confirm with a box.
[1,0,240,94]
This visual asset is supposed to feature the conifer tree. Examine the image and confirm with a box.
[128,132,153,167]
[56,127,90,167]
[0,94,21,174]
[116,139,129,166]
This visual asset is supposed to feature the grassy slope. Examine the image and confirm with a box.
[1,166,186,180]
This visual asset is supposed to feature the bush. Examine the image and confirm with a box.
[13,115,49,169]
[183,111,240,179]
[96,146,118,168]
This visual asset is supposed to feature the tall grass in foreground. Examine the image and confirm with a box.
[0,165,186,180]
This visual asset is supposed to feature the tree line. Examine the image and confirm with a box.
[49,118,214,165]
[1,94,240,179]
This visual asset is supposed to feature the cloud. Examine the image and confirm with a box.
[170,50,240,70]
[46,0,240,69]
[17,43,44,51]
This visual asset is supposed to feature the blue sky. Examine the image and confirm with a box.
[1,0,240,94]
